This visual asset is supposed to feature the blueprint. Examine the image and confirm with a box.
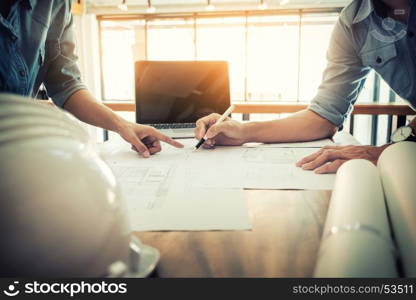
[99,138,335,231]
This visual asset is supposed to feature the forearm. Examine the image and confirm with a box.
[63,89,124,133]
[242,109,338,143]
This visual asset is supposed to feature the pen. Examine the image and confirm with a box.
[195,104,235,149]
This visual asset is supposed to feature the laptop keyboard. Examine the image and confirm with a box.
[150,123,196,129]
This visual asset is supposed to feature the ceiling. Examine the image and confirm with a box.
[86,0,352,15]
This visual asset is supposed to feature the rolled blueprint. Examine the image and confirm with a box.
[314,159,397,277]
[378,142,416,277]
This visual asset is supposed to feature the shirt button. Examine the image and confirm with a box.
[376,57,383,64]
[19,70,26,77]
[408,31,414,38]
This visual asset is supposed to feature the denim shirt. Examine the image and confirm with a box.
[0,0,86,107]
[309,0,416,127]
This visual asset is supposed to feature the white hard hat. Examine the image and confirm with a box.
[0,93,159,277]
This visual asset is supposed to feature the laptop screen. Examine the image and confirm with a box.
[135,61,230,124]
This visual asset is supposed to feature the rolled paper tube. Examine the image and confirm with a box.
[378,142,416,277]
[314,159,397,277]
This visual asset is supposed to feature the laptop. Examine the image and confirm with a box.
[135,61,231,139]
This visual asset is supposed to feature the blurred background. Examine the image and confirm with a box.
[72,0,407,145]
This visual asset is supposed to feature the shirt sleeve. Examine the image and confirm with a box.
[308,17,371,127]
[43,2,87,108]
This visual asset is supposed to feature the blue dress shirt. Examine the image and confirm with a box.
[309,0,416,127]
[0,0,86,107]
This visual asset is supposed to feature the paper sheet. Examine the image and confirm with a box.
[193,146,334,190]
[243,138,334,148]
[124,184,250,231]
[101,140,251,231]
[107,162,251,231]
[243,163,335,190]
[100,139,335,191]
[245,148,335,190]
[184,147,335,190]
[99,138,336,231]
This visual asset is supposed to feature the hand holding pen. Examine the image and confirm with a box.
[194,105,248,149]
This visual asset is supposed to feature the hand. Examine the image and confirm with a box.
[117,121,183,158]
[195,113,247,148]
[296,145,390,174]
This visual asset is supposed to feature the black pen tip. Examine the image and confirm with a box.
[195,138,205,149]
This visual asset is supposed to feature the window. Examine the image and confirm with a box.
[97,10,399,145]
[196,17,246,101]
[298,13,339,101]
[147,18,195,60]
[247,15,300,102]
[100,20,145,100]
[98,12,339,103]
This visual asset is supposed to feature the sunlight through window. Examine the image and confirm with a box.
[99,12,341,103]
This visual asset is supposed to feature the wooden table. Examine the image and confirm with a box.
[134,132,357,277]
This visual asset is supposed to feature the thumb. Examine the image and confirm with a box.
[130,136,150,158]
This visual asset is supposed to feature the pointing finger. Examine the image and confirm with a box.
[152,130,184,148]
[130,136,150,158]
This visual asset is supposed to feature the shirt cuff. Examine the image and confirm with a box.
[308,99,349,128]
[50,82,87,108]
